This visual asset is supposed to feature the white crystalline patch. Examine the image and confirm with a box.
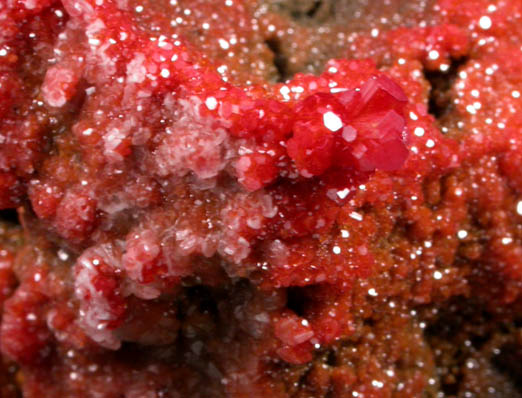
[323,111,343,132]
[236,154,251,170]
[220,236,250,263]
[103,127,128,162]
[342,125,357,142]
[336,188,350,199]
[127,53,147,83]
[88,37,101,47]
[479,16,492,30]
[414,127,425,137]
[131,127,152,146]
[218,193,283,265]
[21,0,37,9]
[156,127,227,179]
[42,75,68,107]
[154,104,229,180]
[125,281,161,300]
[154,131,188,177]
[86,40,117,77]
[267,239,289,267]
[428,50,439,60]
[86,18,106,36]
[457,230,468,239]
[205,96,218,110]
[61,0,95,19]
[260,194,278,218]
[170,224,218,259]
[74,245,122,350]
[85,20,105,48]
[280,86,290,101]
[426,139,435,148]
[175,229,200,255]
[218,38,230,50]
[349,211,363,221]
[123,229,162,281]
[247,215,262,229]
[97,195,131,214]
[41,66,76,108]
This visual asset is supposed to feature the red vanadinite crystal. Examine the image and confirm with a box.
[74,245,127,348]
[2,0,522,397]
[1,283,50,364]
[236,153,279,192]
[287,75,409,178]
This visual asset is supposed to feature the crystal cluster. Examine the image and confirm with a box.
[1,0,522,397]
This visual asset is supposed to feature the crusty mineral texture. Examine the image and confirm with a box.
[2,0,522,397]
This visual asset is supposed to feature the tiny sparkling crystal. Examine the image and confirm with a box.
[0,1,522,397]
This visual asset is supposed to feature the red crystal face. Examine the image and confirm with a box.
[2,0,522,397]
[287,76,409,177]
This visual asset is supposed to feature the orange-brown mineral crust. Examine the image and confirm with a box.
[1,0,522,397]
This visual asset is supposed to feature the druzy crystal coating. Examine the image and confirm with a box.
[2,0,522,397]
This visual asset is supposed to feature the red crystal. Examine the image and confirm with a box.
[236,153,279,192]
[3,0,522,397]
[54,190,97,241]
[287,77,409,177]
